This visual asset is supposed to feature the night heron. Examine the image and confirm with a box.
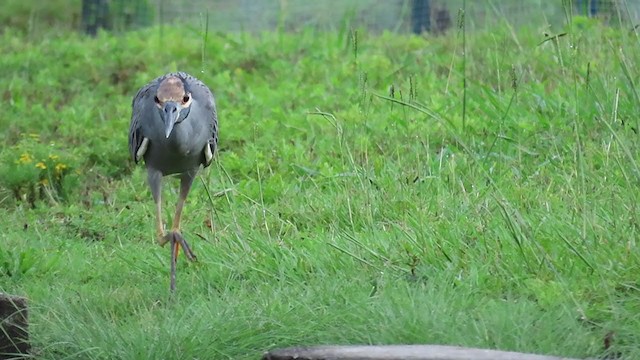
[129,72,218,292]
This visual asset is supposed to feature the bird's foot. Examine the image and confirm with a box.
[159,231,197,262]
[157,233,171,247]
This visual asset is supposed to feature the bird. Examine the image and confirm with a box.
[128,72,218,292]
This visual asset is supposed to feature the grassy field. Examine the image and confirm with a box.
[1,11,640,360]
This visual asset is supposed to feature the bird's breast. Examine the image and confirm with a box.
[169,121,206,155]
[142,116,209,175]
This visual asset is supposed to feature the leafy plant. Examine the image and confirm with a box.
[0,245,61,279]
[0,134,77,207]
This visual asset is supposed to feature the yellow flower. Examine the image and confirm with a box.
[19,153,33,164]
[55,163,68,174]
[35,162,47,169]
[39,178,49,185]
[48,154,59,160]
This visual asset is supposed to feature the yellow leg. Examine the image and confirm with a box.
[156,196,169,246]
[170,172,198,261]
[147,168,169,246]
[171,194,187,232]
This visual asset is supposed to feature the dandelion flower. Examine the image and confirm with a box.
[19,153,33,164]
[55,163,68,174]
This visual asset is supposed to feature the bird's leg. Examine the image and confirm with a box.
[170,171,198,262]
[147,169,169,246]
[148,168,179,292]
[156,196,170,246]
[170,233,178,292]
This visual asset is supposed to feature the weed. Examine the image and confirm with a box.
[0,134,76,207]
[1,13,639,360]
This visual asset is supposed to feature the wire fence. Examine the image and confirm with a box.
[80,0,640,35]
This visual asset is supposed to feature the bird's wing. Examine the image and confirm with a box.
[182,73,218,167]
[128,77,161,163]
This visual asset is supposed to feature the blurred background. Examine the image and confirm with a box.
[3,0,640,38]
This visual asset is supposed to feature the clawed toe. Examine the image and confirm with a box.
[173,231,197,262]
[157,233,172,247]
[158,231,197,262]
[163,230,198,293]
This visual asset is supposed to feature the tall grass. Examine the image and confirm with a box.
[1,12,639,360]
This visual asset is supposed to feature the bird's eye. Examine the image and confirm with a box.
[154,96,160,104]
[182,95,190,103]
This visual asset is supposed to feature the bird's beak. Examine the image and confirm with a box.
[162,102,181,138]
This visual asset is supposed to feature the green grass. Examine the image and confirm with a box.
[1,15,640,360]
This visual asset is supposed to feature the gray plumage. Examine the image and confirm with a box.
[128,71,218,292]
[129,71,218,172]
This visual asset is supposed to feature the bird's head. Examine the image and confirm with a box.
[154,76,193,138]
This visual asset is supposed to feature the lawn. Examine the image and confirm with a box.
[1,11,639,360]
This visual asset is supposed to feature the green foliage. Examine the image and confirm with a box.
[2,17,640,359]
[570,15,600,30]
[1,0,81,36]
[0,245,61,279]
[1,0,153,36]
[0,134,77,206]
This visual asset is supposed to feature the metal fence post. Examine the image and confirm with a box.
[411,0,431,34]
[575,0,599,17]
[82,0,110,36]
[81,0,152,35]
